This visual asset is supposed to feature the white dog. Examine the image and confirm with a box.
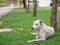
[27,20,55,42]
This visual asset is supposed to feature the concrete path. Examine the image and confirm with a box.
[0,6,23,32]
[0,6,14,32]
[0,28,13,32]
[0,6,14,18]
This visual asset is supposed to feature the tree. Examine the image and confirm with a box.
[50,0,57,29]
[23,0,26,8]
[33,0,37,16]
[23,0,29,13]
[25,0,29,13]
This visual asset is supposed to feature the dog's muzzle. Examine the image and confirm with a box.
[31,27,37,30]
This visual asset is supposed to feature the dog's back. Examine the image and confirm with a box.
[45,26,55,38]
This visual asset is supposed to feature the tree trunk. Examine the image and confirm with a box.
[33,0,37,16]
[28,0,29,13]
[23,0,26,8]
[23,0,29,13]
[26,0,29,13]
[50,0,57,29]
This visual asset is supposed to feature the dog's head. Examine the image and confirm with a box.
[31,20,43,30]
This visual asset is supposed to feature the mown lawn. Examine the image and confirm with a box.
[0,7,60,45]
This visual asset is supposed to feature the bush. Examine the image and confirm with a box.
[0,3,6,7]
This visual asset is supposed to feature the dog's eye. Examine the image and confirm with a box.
[36,24,38,25]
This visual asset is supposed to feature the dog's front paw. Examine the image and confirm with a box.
[30,32,37,35]
[27,40,32,43]
[35,36,38,39]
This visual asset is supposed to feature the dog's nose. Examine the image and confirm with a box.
[31,27,33,29]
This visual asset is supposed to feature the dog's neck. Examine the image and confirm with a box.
[38,23,47,31]
[42,23,47,28]
[37,23,47,38]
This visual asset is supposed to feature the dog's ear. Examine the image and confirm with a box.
[40,21,42,23]
[40,21,42,25]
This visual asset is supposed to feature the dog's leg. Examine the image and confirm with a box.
[35,36,38,39]
[31,31,38,39]
[31,31,37,35]
[27,38,45,42]
[27,33,46,42]
[31,33,37,35]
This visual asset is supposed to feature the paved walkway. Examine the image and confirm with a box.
[0,6,14,32]
[0,6,14,18]
[0,28,13,32]
[0,6,23,32]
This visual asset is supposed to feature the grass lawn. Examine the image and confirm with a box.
[0,7,60,45]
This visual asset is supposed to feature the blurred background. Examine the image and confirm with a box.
[0,0,60,7]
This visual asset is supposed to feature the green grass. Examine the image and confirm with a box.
[0,7,60,45]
